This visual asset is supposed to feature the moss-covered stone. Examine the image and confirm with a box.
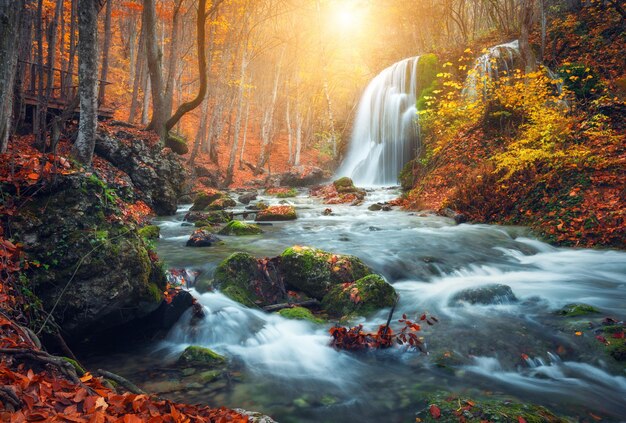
[138,225,160,240]
[266,187,298,198]
[449,284,517,306]
[178,346,226,366]
[186,229,222,247]
[255,205,297,221]
[206,197,237,210]
[321,274,397,317]
[194,278,213,294]
[218,220,263,236]
[165,133,189,155]
[191,190,224,211]
[557,303,600,317]
[416,392,568,423]
[61,357,86,376]
[278,306,324,324]
[333,177,355,192]
[214,252,286,307]
[279,246,371,300]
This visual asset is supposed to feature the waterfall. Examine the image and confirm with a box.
[335,57,423,186]
[464,40,521,99]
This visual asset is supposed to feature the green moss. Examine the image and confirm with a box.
[206,197,236,210]
[416,392,568,423]
[165,133,189,155]
[279,246,371,300]
[198,370,222,383]
[278,306,324,324]
[190,190,225,211]
[221,285,256,307]
[276,188,298,198]
[321,274,397,317]
[61,357,86,376]
[147,283,163,303]
[138,225,160,240]
[218,220,263,236]
[178,346,226,366]
[557,303,600,317]
[415,53,440,111]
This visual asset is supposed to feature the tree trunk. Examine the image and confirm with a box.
[224,51,248,186]
[99,0,112,105]
[0,0,23,152]
[238,95,250,170]
[255,52,283,173]
[286,97,293,165]
[143,0,167,139]
[520,0,536,73]
[71,0,100,165]
[163,0,182,120]
[129,24,145,123]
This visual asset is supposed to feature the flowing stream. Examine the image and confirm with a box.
[85,190,626,423]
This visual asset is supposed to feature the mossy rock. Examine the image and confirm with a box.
[321,274,397,317]
[218,220,263,236]
[214,252,286,307]
[61,357,86,376]
[178,346,226,367]
[255,205,297,221]
[278,306,324,324]
[265,188,298,198]
[333,177,360,194]
[206,197,237,210]
[449,284,517,306]
[279,246,371,300]
[194,278,213,294]
[416,392,568,422]
[557,303,600,317]
[138,225,160,240]
[602,325,626,362]
[165,133,189,155]
[190,190,225,211]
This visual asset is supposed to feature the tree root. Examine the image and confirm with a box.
[96,369,146,395]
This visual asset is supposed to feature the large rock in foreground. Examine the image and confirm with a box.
[212,246,395,317]
[8,174,167,341]
[95,129,186,215]
[279,246,371,299]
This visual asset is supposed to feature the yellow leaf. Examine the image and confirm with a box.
[575,331,582,336]
[80,372,93,382]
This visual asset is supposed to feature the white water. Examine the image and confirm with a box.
[335,57,422,186]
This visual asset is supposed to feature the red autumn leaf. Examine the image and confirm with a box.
[611,331,624,339]
[430,404,441,419]
[518,417,528,423]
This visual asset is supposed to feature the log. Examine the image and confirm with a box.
[262,299,320,312]
[97,369,146,395]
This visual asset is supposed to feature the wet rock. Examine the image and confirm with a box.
[368,204,383,211]
[449,284,517,306]
[323,208,333,216]
[416,392,568,422]
[178,346,226,367]
[333,177,356,193]
[141,290,194,332]
[441,207,468,224]
[321,274,397,317]
[7,173,167,341]
[186,229,222,247]
[382,205,392,211]
[190,189,225,211]
[233,409,278,423]
[238,192,258,204]
[164,133,189,155]
[557,303,600,317]
[138,225,160,240]
[218,221,263,236]
[184,210,232,225]
[206,196,236,210]
[311,178,367,205]
[266,187,297,198]
[95,130,186,215]
[255,205,297,221]
[213,253,286,307]
[277,165,326,187]
[279,246,371,299]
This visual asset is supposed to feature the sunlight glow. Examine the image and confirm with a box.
[332,2,362,32]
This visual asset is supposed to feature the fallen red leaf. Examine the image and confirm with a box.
[430,404,441,419]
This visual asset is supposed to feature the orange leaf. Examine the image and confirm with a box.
[80,372,93,382]
[27,173,39,180]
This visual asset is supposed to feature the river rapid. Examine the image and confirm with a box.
[85,188,626,423]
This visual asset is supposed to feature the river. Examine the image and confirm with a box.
[86,188,626,422]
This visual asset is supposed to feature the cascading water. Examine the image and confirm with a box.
[335,57,422,186]
[463,40,521,99]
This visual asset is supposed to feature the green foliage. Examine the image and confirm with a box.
[415,53,440,111]
[276,188,297,198]
[138,225,160,240]
[557,63,601,101]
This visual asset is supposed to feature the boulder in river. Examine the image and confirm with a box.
[178,346,226,367]
[190,189,234,211]
[7,173,167,341]
[238,192,258,204]
[449,284,518,306]
[276,165,326,187]
[556,303,600,317]
[279,246,372,299]
[255,205,297,221]
[184,210,232,225]
[213,252,286,307]
[218,221,263,236]
[321,274,397,317]
[186,229,222,247]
